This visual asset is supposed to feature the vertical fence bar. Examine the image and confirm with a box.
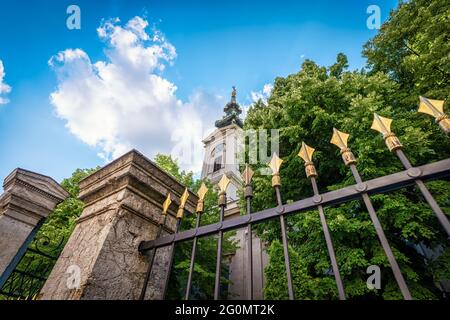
[331,128,412,300]
[139,193,172,300]
[371,113,450,236]
[185,213,201,300]
[139,214,168,300]
[269,154,295,300]
[185,183,209,300]
[298,142,346,300]
[349,164,412,300]
[162,218,182,299]
[243,165,254,300]
[214,175,230,300]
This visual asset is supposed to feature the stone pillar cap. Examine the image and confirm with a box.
[78,149,198,216]
[3,168,69,203]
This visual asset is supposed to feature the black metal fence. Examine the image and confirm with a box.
[139,110,450,301]
[0,223,66,300]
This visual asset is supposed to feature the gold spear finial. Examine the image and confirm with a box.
[418,96,450,134]
[162,193,172,215]
[197,183,208,200]
[298,142,315,163]
[176,188,189,219]
[330,128,356,166]
[298,142,317,178]
[371,113,392,135]
[371,113,402,152]
[242,165,254,186]
[218,174,230,194]
[269,153,283,174]
[196,183,208,214]
[330,128,349,150]
[419,96,445,117]
[268,153,283,187]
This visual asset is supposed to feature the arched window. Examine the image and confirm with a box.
[211,143,224,173]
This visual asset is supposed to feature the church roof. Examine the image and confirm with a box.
[215,87,243,128]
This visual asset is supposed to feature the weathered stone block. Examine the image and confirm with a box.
[39,150,198,300]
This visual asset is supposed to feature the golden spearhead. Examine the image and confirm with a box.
[268,153,283,187]
[298,142,317,178]
[177,188,189,219]
[242,165,254,186]
[371,113,403,152]
[197,183,208,201]
[268,153,283,175]
[371,113,392,135]
[330,128,350,150]
[196,183,208,214]
[418,96,450,134]
[179,188,189,208]
[162,193,172,215]
[418,96,445,117]
[218,174,230,194]
[330,128,357,166]
[298,142,315,163]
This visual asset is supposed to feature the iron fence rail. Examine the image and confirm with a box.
[139,157,450,300]
[139,158,450,251]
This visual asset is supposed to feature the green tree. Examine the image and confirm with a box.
[363,0,450,103]
[39,168,99,241]
[245,51,450,299]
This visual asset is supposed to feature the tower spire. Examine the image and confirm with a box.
[215,86,243,128]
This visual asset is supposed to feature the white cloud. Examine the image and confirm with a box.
[49,16,222,173]
[0,60,12,105]
[238,83,273,120]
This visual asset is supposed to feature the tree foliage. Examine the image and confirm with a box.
[39,168,99,241]
[363,0,449,102]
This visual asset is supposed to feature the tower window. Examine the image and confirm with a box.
[213,156,222,172]
[212,143,224,157]
[211,143,225,173]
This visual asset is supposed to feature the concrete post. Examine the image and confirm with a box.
[39,150,197,300]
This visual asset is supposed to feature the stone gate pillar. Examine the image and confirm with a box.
[39,150,197,300]
[0,169,69,280]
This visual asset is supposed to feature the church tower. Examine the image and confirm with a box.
[201,86,243,219]
[201,87,267,299]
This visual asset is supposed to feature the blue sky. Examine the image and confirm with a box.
[0,0,398,183]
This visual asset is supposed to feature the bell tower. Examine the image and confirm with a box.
[201,86,243,218]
